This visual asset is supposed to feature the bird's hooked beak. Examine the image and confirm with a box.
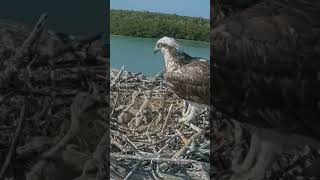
[153,47,160,54]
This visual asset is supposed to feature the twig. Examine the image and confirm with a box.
[0,104,26,179]
[137,135,175,150]
[123,162,140,180]
[173,124,204,158]
[123,136,143,179]
[125,136,142,155]
[111,66,124,88]
[111,153,207,166]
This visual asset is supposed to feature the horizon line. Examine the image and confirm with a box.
[111,8,209,19]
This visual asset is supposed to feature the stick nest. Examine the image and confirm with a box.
[110,67,210,179]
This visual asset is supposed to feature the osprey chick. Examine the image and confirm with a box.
[154,36,210,123]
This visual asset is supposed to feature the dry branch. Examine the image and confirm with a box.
[0,104,26,179]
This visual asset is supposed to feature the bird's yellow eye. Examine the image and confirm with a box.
[158,43,163,48]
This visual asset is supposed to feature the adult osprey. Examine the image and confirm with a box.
[154,36,210,123]
[212,0,320,179]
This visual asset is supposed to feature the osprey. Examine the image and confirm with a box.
[212,0,320,179]
[154,36,210,123]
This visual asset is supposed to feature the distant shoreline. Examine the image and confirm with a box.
[111,8,209,20]
[111,9,210,42]
[110,34,210,44]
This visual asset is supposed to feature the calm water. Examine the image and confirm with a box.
[111,35,210,76]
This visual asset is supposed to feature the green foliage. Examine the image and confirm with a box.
[111,9,210,42]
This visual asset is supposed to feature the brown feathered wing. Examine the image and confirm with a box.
[164,60,210,105]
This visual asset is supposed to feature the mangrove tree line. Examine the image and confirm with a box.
[111,9,210,42]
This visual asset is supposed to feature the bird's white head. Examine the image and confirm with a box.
[154,36,183,55]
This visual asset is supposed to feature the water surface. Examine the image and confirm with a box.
[111,35,209,76]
